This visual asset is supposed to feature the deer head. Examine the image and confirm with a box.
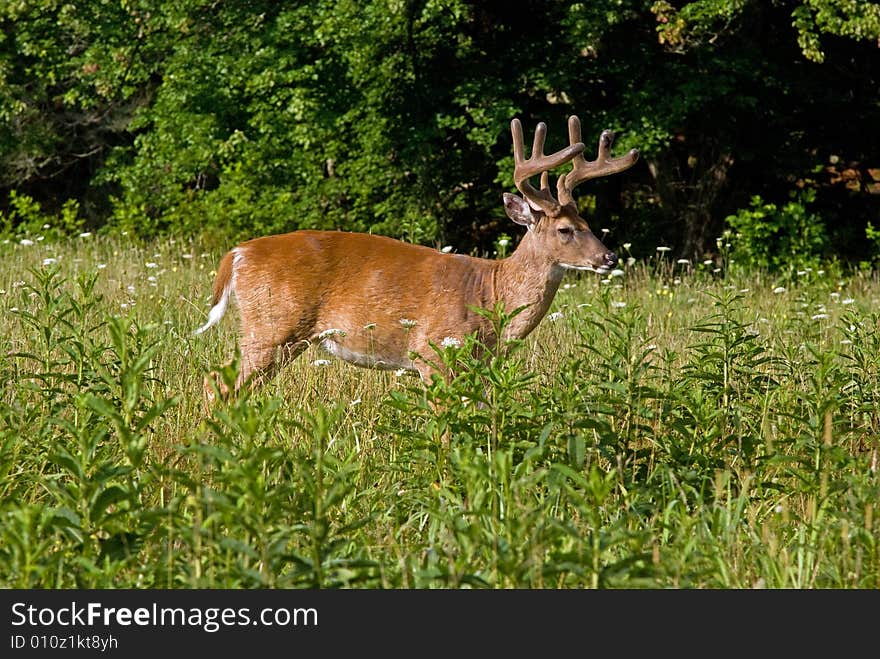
[502,115,639,274]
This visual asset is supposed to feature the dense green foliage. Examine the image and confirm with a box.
[1,234,878,587]
[2,1,879,261]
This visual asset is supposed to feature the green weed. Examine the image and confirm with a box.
[0,235,878,588]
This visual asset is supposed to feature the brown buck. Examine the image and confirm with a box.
[194,115,639,401]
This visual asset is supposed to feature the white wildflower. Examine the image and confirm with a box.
[440,245,453,253]
[363,323,377,331]
[610,268,625,277]
[811,313,829,320]
[842,298,855,305]
[547,311,564,321]
[441,336,461,348]
[319,328,347,338]
[611,301,627,308]
[312,359,332,367]
[79,232,92,238]
[42,257,58,266]
[19,239,34,246]
[146,262,158,268]
[497,238,509,247]
[773,286,786,294]
[840,339,852,345]
[703,259,714,266]
[623,242,632,251]
[97,263,107,270]
[676,258,690,265]
[656,246,671,253]
[399,318,417,328]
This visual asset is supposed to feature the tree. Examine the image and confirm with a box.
[1,1,878,263]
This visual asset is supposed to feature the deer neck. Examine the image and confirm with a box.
[494,231,564,340]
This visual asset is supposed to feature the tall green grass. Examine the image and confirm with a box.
[0,234,877,587]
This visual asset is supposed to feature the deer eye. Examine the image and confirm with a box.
[557,225,574,236]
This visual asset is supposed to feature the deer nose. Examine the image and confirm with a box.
[604,251,618,268]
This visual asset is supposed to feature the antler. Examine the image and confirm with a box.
[556,116,640,209]
[511,118,585,217]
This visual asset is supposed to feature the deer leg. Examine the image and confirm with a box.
[202,338,277,405]
[203,335,309,405]
[236,335,314,394]
[235,338,281,393]
[203,370,230,405]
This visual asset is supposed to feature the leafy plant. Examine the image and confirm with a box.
[724,190,827,271]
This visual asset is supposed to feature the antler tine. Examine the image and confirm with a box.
[511,117,526,165]
[511,117,585,217]
[540,171,550,195]
[531,122,547,165]
[557,116,640,209]
[569,114,584,147]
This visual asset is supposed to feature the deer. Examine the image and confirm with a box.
[194,115,639,404]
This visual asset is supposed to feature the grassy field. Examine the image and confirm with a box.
[1,232,878,588]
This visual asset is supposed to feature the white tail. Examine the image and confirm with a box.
[196,115,638,402]
[192,281,229,336]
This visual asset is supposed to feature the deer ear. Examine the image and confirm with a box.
[503,193,539,228]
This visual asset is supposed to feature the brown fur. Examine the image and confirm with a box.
[196,204,616,404]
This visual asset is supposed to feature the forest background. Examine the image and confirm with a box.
[2,0,879,267]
